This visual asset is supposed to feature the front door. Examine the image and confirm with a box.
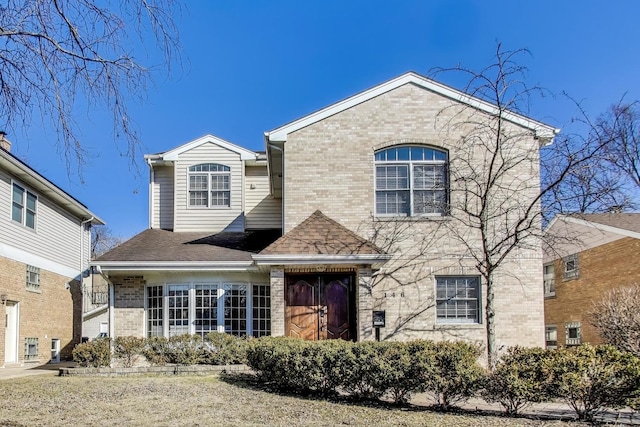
[285,274,355,341]
[4,302,18,364]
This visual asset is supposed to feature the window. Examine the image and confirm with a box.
[375,146,448,216]
[545,325,558,349]
[565,322,581,346]
[436,276,480,323]
[563,254,579,280]
[188,163,230,208]
[24,337,38,361]
[26,265,40,292]
[145,283,270,338]
[12,183,37,229]
[543,263,555,297]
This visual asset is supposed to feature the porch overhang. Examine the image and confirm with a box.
[92,261,258,274]
[252,253,392,269]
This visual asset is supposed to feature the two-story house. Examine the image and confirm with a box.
[0,134,103,365]
[93,72,557,352]
[543,213,640,348]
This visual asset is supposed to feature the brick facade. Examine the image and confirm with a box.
[281,83,544,349]
[545,236,640,346]
[0,256,81,365]
[111,276,146,338]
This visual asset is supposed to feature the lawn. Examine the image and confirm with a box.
[0,374,585,426]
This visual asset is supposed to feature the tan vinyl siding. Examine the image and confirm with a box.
[174,142,244,232]
[245,166,282,229]
[0,170,84,271]
[152,165,174,230]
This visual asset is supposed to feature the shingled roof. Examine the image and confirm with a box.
[94,228,282,263]
[567,213,640,235]
[259,210,385,256]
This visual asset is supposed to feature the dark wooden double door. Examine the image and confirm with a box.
[285,274,356,341]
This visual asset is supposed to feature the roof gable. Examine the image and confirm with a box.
[259,210,385,256]
[266,72,559,143]
[562,213,640,239]
[159,134,258,161]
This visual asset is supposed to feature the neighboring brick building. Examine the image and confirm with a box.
[0,134,103,365]
[543,213,640,348]
[93,72,557,354]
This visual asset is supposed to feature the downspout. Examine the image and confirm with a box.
[147,158,154,229]
[95,266,115,341]
[79,216,94,340]
[267,141,285,231]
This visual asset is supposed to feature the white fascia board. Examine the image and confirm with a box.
[562,216,640,240]
[161,134,258,161]
[252,254,392,266]
[83,304,108,320]
[92,261,257,272]
[266,72,559,143]
[0,241,79,278]
[0,151,105,225]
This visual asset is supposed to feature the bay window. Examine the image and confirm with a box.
[146,283,270,338]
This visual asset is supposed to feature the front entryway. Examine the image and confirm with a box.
[4,302,18,364]
[285,274,356,341]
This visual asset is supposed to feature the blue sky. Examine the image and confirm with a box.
[8,0,640,239]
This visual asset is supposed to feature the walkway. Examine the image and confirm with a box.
[0,361,76,381]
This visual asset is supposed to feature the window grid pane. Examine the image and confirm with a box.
[252,285,271,337]
[224,285,247,336]
[195,285,218,338]
[436,277,480,323]
[26,265,40,291]
[24,337,38,361]
[168,285,189,337]
[375,146,448,216]
[147,286,163,337]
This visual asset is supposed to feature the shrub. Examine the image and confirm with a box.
[167,334,205,365]
[380,341,431,404]
[340,341,390,400]
[482,346,554,415]
[246,337,311,393]
[202,332,248,365]
[547,344,640,422]
[72,338,111,367]
[422,341,484,410]
[113,336,145,368]
[142,336,171,366]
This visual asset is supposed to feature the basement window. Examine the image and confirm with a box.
[24,337,38,361]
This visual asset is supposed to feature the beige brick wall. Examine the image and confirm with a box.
[0,256,81,364]
[545,237,640,346]
[281,83,544,349]
[112,276,146,338]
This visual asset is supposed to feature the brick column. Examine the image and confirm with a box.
[357,266,374,341]
[270,267,285,336]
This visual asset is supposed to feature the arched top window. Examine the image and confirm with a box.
[189,163,230,172]
[374,145,448,216]
[188,163,231,208]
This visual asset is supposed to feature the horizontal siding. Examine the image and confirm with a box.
[174,142,244,232]
[245,166,282,229]
[152,165,174,230]
[0,169,84,271]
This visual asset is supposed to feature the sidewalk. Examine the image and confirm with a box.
[0,361,76,381]
[411,394,640,425]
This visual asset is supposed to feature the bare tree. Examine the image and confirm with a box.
[589,284,640,357]
[0,0,181,172]
[91,225,124,259]
[430,45,621,368]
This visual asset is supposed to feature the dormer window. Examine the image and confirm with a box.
[188,163,230,208]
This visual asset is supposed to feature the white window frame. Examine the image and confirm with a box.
[374,146,448,217]
[543,263,555,297]
[11,182,37,229]
[563,253,579,280]
[435,276,481,324]
[545,325,558,349]
[26,265,40,292]
[144,282,271,338]
[187,163,231,209]
[565,321,581,346]
[24,337,38,361]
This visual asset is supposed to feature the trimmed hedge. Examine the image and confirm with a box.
[72,338,111,367]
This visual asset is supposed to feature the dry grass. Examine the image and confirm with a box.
[0,373,584,426]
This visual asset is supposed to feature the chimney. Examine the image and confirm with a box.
[0,131,11,152]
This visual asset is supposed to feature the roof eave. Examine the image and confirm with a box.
[91,261,257,272]
[252,254,392,266]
